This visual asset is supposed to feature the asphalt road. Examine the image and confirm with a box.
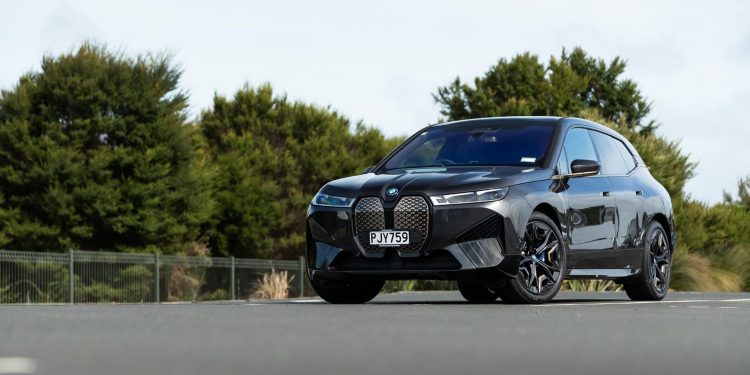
[1,291,749,375]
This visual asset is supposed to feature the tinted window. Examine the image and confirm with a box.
[614,139,637,172]
[590,131,630,175]
[384,122,555,169]
[563,128,599,168]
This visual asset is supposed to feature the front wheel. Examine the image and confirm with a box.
[496,212,566,304]
[310,277,384,304]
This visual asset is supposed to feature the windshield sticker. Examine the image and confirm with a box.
[520,157,536,163]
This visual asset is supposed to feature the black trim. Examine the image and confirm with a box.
[331,250,461,271]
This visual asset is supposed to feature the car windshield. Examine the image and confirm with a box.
[384,122,555,170]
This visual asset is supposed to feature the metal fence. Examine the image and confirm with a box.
[0,250,307,304]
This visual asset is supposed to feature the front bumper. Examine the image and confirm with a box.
[306,196,524,281]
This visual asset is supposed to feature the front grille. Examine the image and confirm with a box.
[353,195,430,254]
[393,196,430,252]
[354,197,386,253]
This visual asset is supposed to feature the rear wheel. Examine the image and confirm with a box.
[458,280,499,303]
[310,277,384,304]
[624,221,671,300]
[497,212,566,304]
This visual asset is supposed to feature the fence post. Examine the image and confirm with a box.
[230,256,236,300]
[299,256,305,297]
[155,253,160,303]
[68,249,75,304]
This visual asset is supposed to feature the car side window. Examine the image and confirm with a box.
[562,128,599,171]
[613,138,637,172]
[590,131,629,175]
[556,144,569,174]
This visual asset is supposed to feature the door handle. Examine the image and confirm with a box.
[602,191,611,197]
[635,190,643,196]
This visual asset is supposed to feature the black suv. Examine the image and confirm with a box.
[306,117,674,304]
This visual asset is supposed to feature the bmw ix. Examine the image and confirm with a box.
[306,117,674,304]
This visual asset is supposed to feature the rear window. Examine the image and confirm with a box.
[590,131,630,175]
[613,138,637,172]
[384,122,555,169]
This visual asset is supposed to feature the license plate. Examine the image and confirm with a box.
[369,231,410,246]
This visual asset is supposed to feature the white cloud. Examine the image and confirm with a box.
[1,0,748,203]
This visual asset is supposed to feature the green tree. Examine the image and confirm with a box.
[0,43,213,254]
[724,176,750,210]
[200,84,400,258]
[0,192,14,248]
[434,47,655,132]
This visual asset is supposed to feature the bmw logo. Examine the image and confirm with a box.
[386,188,399,196]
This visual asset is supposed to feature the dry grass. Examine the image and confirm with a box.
[165,241,211,302]
[670,245,743,292]
[250,269,295,300]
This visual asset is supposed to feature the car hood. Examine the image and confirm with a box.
[320,166,553,202]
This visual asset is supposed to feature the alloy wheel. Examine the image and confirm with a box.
[648,228,670,294]
[518,220,562,295]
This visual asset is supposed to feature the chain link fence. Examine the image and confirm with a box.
[0,250,308,304]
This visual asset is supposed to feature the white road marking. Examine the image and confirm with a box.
[0,357,36,374]
[542,298,750,307]
[244,299,323,305]
[719,306,739,309]
[718,298,750,302]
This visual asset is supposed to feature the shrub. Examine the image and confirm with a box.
[250,269,294,299]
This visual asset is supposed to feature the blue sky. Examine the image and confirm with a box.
[1,0,748,203]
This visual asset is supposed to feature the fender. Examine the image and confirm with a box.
[504,179,568,254]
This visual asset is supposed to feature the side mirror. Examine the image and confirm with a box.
[569,159,601,177]
[362,166,374,174]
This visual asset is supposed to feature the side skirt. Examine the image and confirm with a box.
[566,268,640,279]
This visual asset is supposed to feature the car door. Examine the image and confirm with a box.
[558,128,618,268]
[589,131,644,269]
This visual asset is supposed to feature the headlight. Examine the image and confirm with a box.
[311,193,355,207]
[429,187,509,206]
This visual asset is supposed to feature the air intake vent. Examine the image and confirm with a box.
[456,215,500,243]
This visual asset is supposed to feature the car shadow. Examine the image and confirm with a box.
[364,298,629,305]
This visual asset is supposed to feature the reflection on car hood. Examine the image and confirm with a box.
[320,166,553,201]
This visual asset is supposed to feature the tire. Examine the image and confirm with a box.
[624,220,671,301]
[310,277,384,304]
[497,212,566,304]
[458,280,499,303]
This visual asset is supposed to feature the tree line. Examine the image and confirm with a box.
[1,44,748,291]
